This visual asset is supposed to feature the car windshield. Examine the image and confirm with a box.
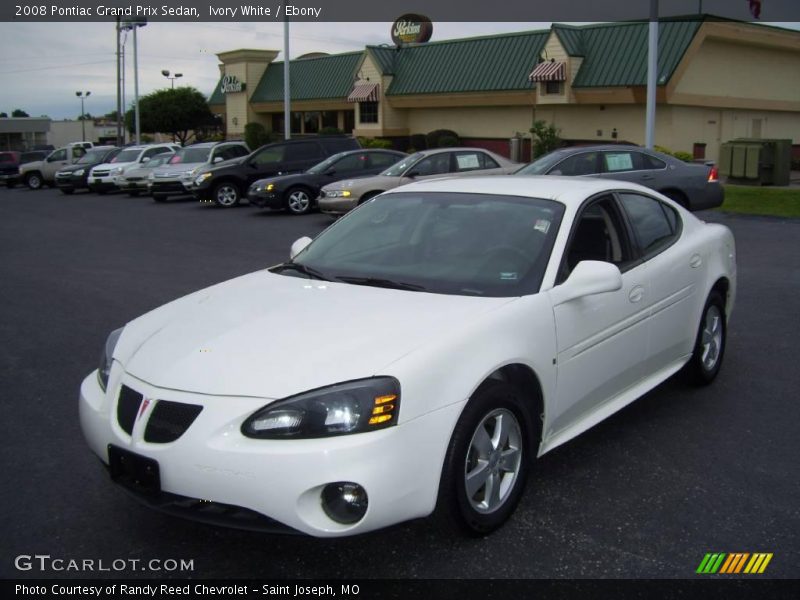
[286,191,565,297]
[145,155,172,168]
[379,152,423,177]
[307,152,348,175]
[78,149,111,164]
[170,147,211,164]
[112,149,142,163]
[515,151,570,175]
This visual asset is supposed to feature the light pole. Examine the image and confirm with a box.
[161,69,183,89]
[121,17,147,145]
[76,91,91,142]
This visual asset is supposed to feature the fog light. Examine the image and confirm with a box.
[321,482,368,524]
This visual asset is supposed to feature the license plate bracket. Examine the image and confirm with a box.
[108,445,161,495]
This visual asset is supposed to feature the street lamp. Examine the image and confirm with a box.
[76,91,91,142]
[121,17,147,144]
[161,69,183,89]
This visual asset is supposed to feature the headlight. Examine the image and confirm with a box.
[195,172,212,185]
[148,173,155,180]
[111,167,123,176]
[97,327,124,392]
[264,183,275,192]
[242,377,400,439]
[74,169,85,176]
[326,190,351,198]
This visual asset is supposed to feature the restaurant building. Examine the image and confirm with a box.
[208,16,800,162]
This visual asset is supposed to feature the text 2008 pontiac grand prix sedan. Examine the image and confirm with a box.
[80,176,736,537]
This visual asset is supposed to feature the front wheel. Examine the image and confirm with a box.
[25,173,43,190]
[685,291,727,385]
[434,380,532,536]
[152,193,167,203]
[60,188,74,195]
[127,190,140,197]
[212,182,240,207]
[285,187,313,215]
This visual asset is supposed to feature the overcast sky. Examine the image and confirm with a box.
[0,20,797,120]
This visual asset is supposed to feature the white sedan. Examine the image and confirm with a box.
[79,176,736,537]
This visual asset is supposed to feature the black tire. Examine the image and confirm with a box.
[684,291,727,386]
[25,172,43,190]
[358,191,380,206]
[284,186,313,215]
[434,380,534,536]
[662,189,689,209]
[60,188,74,195]
[127,190,140,197]
[6,181,15,189]
[152,193,168,203]
[96,189,106,195]
[212,182,240,207]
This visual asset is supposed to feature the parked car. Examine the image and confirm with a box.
[54,146,121,194]
[18,143,91,190]
[148,141,250,202]
[88,144,180,194]
[118,153,175,196]
[247,149,407,215]
[190,136,361,207]
[516,145,723,211]
[0,151,47,188]
[79,176,736,537]
[318,148,520,216]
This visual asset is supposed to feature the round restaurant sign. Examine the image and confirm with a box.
[391,14,433,46]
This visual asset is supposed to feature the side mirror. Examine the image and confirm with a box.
[213,156,223,164]
[324,168,336,176]
[550,261,622,306]
[141,156,150,163]
[405,170,419,178]
[289,236,313,260]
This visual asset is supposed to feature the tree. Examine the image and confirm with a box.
[104,110,119,120]
[529,120,561,159]
[124,87,217,145]
[11,109,29,117]
[0,112,7,118]
[77,113,94,121]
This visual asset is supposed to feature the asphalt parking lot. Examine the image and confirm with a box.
[0,185,798,580]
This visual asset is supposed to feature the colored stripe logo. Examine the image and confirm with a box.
[696,553,773,574]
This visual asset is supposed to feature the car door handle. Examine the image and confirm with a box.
[640,174,654,181]
[628,285,645,303]
[690,254,703,268]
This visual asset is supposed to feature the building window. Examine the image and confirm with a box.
[304,112,320,134]
[290,112,302,134]
[321,111,338,130]
[359,101,378,124]
[344,110,355,133]
[543,81,563,95]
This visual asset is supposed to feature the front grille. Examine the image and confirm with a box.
[92,169,110,177]
[144,400,203,443]
[117,385,144,435]
[125,176,144,182]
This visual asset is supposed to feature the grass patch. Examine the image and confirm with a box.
[717,185,800,218]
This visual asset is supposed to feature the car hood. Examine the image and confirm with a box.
[91,161,136,172]
[19,160,45,172]
[253,172,309,187]
[152,162,205,176]
[119,270,513,399]
[322,174,403,194]
[57,163,96,173]
[201,156,247,175]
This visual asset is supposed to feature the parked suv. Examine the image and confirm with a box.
[54,146,121,194]
[0,151,47,188]
[148,141,250,202]
[18,143,91,189]
[191,136,360,207]
[88,143,179,194]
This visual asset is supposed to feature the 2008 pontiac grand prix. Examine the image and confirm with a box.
[80,176,736,537]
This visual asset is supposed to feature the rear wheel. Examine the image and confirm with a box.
[25,173,43,190]
[285,187,313,215]
[685,291,726,385]
[60,188,74,195]
[434,380,533,536]
[212,182,240,207]
[358,191,380,206]
[152,193,168,203]
[662,189,688,209]
[127,190,140,197]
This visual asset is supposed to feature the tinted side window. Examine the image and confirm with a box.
[332,153,367,172]
[49,149,67,162]
[412,153,450,176]
[285,142,323,162]
[368,153,402,169]
[618,193,678,256]
[552,152,599,176]
[252,145,285,165]
[481,152,500,169]
[143,147,170,159]
[229,145,250,158]
[640,152,666,170]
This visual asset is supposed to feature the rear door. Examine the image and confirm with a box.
[248,144,286,182]
[43,148,69,180]
[548,151,602,176]
[451,150,505,176]
[282,141,325,174]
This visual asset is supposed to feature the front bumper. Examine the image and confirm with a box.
[88,174,120,192]
[150,179,191,196]
[318,195,358,215]
[55,173,89,190]
[79,369,458,537]
[247,190,284,209]
[0,172,20,185]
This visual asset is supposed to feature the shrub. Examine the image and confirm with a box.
[655,145,693,163]
[529,120,560,158]
[409,133,427,151]
[426,129,461,149]
[438,135,459,148]
[244,122,269,150]
[320,126,342,135]
[358,137,393,149]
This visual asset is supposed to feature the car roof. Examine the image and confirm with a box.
[416,147,499,156]
[384,175,658,207]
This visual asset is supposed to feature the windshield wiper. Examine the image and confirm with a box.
[270,262,330,281]
[335,275,426,292]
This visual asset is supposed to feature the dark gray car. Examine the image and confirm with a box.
[516,145,723,211]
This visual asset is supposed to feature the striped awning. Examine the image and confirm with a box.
[347,82,380,102]
[529,61,566,82]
